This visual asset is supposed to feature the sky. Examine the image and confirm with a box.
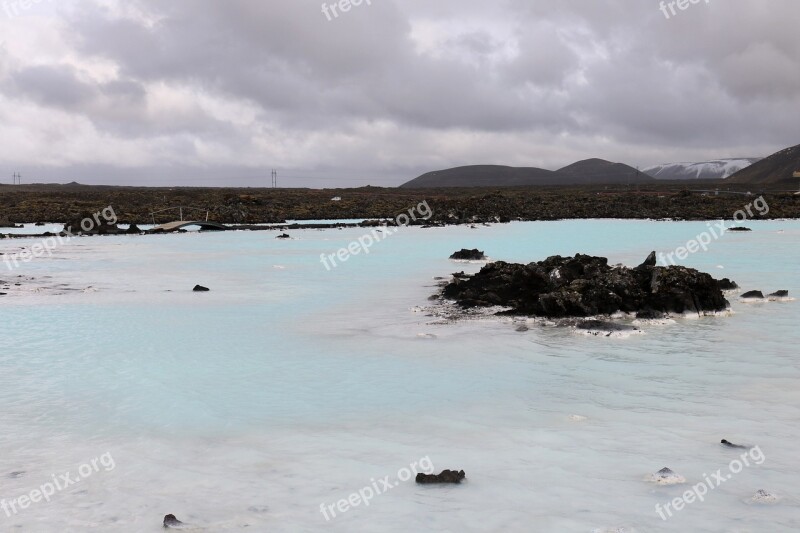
[0,0,799,188]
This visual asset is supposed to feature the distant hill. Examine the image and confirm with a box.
[727,143,800,186]
[401,159,653,188]
[644,159,761,180]
[556,158,653,183]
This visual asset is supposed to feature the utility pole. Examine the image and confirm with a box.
[271,169,278,188]
[12,172,21,185]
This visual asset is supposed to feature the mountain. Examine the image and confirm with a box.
[401,159,653,188]
[727,143,800,186]
[644,159,761,180]
[401,165,558,188]
[556,158,653,183]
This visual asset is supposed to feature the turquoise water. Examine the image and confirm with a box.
[1,221,798,532]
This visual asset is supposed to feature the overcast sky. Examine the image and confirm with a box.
[0,0,799,187]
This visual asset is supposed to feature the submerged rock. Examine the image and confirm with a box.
[649,467,686,485]
[449,249,487,261]
[721,439,749,449]
[163,514,184,528]
[741,290,764,299]
[193,285,210,292]
[748,489,780,505]
[416,469,466,484]
[576,320,639,335]
[442,252,731,318]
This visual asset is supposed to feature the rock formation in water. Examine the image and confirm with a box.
[449,249,487,260]
[442,252,731,318]
[163,514,184,528]
[649,467,686,485]
[416,469,466,484]
[741,291,764,299]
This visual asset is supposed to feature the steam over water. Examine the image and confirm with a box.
[1,220,798,531]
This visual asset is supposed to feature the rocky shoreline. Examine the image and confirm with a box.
[1,183,799,227]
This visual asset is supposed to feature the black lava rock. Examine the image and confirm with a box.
[416,470,466,484]
[449,249,487,261]
[163,514,184,528]
[442,252,731,318]
[193,285,210,292]
[637,251,657,269]
[721,439,748,449]
[741,291,764,299]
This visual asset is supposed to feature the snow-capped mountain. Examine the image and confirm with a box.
[644,158,762,180]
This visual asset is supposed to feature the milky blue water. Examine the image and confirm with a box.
[1,221,798,532]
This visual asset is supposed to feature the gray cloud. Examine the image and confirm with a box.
[0,0,798,186]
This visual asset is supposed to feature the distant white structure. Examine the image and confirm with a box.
[331,196,342,202]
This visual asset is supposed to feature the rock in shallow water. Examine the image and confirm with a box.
[193,285,210,292]
[576,320,639,335]
[769,290,789,298]
[442,252,731,318]
[449,249,487,261]
[748,489,780,504]
[163,514,184,528]
[416,469,466,484]
[649,467,686,485]
[721,439,749,449]
[741,290,764,299]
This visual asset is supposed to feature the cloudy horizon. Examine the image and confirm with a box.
[1,0,799,188]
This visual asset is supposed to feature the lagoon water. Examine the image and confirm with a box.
[1,221,799,532]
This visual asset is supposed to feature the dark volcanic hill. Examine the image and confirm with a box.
[401,159,653,188]
[727,143,800,186]
[401,165,558,188]
[556,159,653,184]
